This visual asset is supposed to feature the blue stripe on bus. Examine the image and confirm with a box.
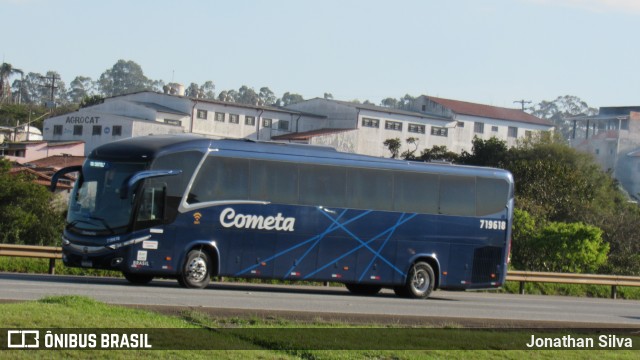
[233,209,372,277]
[303,211,417,280]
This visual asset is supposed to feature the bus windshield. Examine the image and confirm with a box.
[66,161,147,235]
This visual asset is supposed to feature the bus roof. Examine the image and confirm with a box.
[89,135,513,182]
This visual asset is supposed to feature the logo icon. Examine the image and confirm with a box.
[193,212,202,225]
[7,330,40,348]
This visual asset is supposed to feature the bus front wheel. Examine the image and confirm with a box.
[178,249,211,289]
[394,261,434,299]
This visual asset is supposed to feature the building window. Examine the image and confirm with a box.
[431,126,448,137]
[421,105,426,111]
[278,120,290,131]
[53,125,63,135]
[474,122,485,134]
[263,118,272,127]
[197,109,207,119]
[361,117,379,128]
[92,125,102,136]
[385,120,402,131]
[457,121,465,128]
[112,125,122,136]
[73,125,83,136]
[408,124,426,134]
[595,149,600,155]
[525,130,532,138]
[164,119,182,126]
[215,112,225,122]
[621,119,629,130]
[229,114,239,124]
[491,126,499,132]
[245,116,256,126]
[508,126,518,138]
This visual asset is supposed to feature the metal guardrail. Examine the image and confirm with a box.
[506,270,640,299]
[1,244,639,299]
[0,244,62,275]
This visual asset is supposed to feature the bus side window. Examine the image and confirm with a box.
[393,172,439,214]
[189,156,249,203]
[346,168,392,211]
[249,160,298,204]
[439,175,476,216]
[298,164,346,208]
[476,177,509,216]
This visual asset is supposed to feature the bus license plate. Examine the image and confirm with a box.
[81,260,93,267]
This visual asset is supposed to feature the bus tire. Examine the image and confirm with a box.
[345,283,382,296]
[394,261,434,299]
[178,249,211,289]
[123,272,154,285]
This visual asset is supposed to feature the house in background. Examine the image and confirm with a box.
[1,140,84,164]
[569,107,640,199]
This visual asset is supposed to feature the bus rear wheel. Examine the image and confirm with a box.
[345,283,382,296]
[394,261,434,299]
[178,249,211,289]
[123,272,154,285]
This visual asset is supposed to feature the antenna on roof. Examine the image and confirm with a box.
[514,99,532,110]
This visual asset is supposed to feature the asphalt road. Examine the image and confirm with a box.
[1,272,639,327]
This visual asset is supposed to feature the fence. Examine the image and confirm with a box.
[0,244,62,275]
[1,245,640,299]
[506,270,640,299]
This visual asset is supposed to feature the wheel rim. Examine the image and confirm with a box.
[411,267,430,294]
[187,255,207,282]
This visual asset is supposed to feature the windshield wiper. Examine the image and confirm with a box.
[86,215,115,235]
[66,217,115,235]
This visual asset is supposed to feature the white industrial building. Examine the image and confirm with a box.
[43,91,326,155]
[279,96,554,157]
[43,91,552,158]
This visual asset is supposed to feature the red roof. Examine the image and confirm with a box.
[425,96,552,126]
[272,128,354,141]
[28,155,85,169]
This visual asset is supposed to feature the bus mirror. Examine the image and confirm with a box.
[119,169,182,199]
[50,165,82,192]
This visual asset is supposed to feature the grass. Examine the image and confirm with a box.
[0,296,638,359]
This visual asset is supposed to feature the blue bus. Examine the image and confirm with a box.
[52,135,513,299]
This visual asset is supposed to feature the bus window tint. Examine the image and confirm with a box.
[346,168,393,211]
[189,156,249,203]
[299,164,346,207]
[393,172,439,214]
[250,160,298,204]
[439,175,475,216]
[476,177,509,215]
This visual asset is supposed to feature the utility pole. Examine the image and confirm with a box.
[40,74,60,108]
[513,99,532,111]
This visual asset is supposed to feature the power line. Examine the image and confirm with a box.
[40,74,60,108]
[513,99,532,111]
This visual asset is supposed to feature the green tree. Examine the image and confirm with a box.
[383,138,401,159]
[401,137,419,160]
[511,209,608,273]
[529,95,598,140]
[459,136,509,168]
[259,87,277,105]
[280,92,304,106]
[0,159,64,246]
[98,60,152,96]
[67,76,95,104]
[419,145,460,162]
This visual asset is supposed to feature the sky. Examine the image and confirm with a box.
[2,0,639,109]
